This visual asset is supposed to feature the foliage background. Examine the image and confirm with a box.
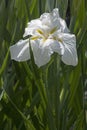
[0,0,87,130]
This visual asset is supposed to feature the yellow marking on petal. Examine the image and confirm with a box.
[50,27,57,34]
[37,29,44,35]
[43,38,47,42]
[57,38,63,43]
[31,36,39,40]
[53,36,63,43]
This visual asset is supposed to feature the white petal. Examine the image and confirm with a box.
[40,8,60,29]
[40,8,59,21]
[61,34,78,66]
[52,8,59,18]
[40,12,50,21]
[23,19,42,37]
[58,18,69,33]
[52,41,64,55]
[44,39,64,55]
[31,39,53,67]
[10,39,30,61]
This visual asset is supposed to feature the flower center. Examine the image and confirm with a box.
[31,27,62,43]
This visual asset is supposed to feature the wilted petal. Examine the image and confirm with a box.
[61,33,78,66]
[10,39,30,61]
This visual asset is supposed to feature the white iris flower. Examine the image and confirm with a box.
[10,8,78,67]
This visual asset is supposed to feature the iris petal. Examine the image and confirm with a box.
[61,34,78,66]
[10,39,30,61]
[23,19,42,37]
[31,39,53,67]
[58,18,69,33]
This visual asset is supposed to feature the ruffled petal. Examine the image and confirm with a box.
[40,8,60,29]
[52,8,59,17]
[61,33,78,66]
[58,18,69,33]
[23,19,42,37]
[10,39,30,61]
[40,8,59,21]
